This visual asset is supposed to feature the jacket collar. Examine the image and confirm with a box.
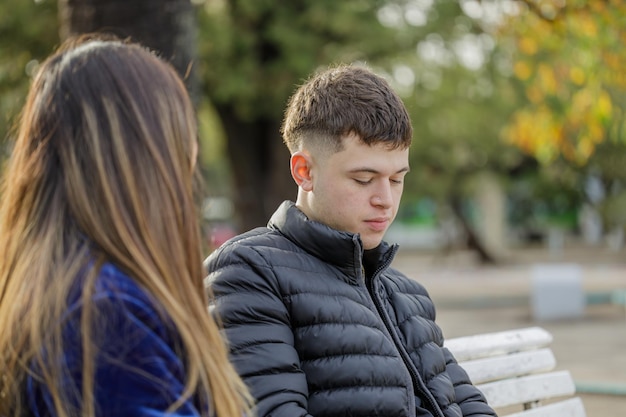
[268,201,398,283]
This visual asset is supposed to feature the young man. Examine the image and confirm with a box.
[205,64,497,417]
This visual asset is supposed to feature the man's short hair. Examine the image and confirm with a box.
[281,64,413,154]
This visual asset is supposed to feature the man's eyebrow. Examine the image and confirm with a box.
[348,166,411,174]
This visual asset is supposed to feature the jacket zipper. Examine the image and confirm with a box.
[365,249,446,417]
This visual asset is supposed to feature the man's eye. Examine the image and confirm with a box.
[354,179,371,185]
[391,179,403,184]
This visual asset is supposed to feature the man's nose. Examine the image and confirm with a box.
[371,181,393,208]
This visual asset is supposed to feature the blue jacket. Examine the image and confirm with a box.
[27,262,203,417]
[206,201,497,417]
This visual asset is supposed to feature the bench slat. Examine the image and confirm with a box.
[445,327,553,362]
[501,397,586,417]
[446,327,586,416]
[459,348,556,384]
[477,370,576,408]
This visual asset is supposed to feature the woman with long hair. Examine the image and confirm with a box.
[0,35,252,417]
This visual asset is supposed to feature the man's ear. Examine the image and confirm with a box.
[290,151,314,191]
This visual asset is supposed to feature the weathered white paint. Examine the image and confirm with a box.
[445,327,587,417]
[445,326,553,361]
[477,370,575,408]
[459,348,556,384]
[502,397,587,417]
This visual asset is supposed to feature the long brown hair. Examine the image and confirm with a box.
[0,35,252,417]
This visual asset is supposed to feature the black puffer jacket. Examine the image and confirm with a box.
[206,201,497,417]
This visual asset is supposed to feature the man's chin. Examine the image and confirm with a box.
[361,236,384,250]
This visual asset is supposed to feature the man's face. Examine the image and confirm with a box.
[301,133,409,250]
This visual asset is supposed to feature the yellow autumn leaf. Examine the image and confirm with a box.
[514,61,532,81]
[596,90,613,121]
[526,85,543,103]
[536,141,558,164]
[538,64,557,95]
[588,123,605,143]
[578,15,598,38]
[569,67,585,86]
[570,88,593,116]
[518,37,538,55]
[503,106,568,164]
[603,52,621,71]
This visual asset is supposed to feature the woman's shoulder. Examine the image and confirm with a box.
[66,262,169,338]
[94,262,148,299]
[31,264,196,416]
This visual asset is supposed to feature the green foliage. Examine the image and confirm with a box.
[0,0,58,155]
[5,0,620,239]
[195,0,533,216]
[498,0,626,164]
[196,0,420,120]
[197,99,233,196]
[507,163,584,232]
[404,64,524,202]
[383,1,529,209]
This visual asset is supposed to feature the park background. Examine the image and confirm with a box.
[1,1,625,415]
[1,0,626,262]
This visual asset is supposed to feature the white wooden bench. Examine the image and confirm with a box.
[445,326,587,417]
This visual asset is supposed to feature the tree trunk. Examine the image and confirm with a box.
[57,0,198,102]
[57,0,295,233]
[449,194,497,265]
[216,104,295,232]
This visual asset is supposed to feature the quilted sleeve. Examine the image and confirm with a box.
[443,347,498,416]
[206,244,311,417]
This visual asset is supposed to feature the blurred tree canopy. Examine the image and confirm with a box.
[498,0,626,164]
[1,0,624,254]
[0,0,57,160]
[375,1,531,261]
[496,0,626,236]
[196,0,426,230]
